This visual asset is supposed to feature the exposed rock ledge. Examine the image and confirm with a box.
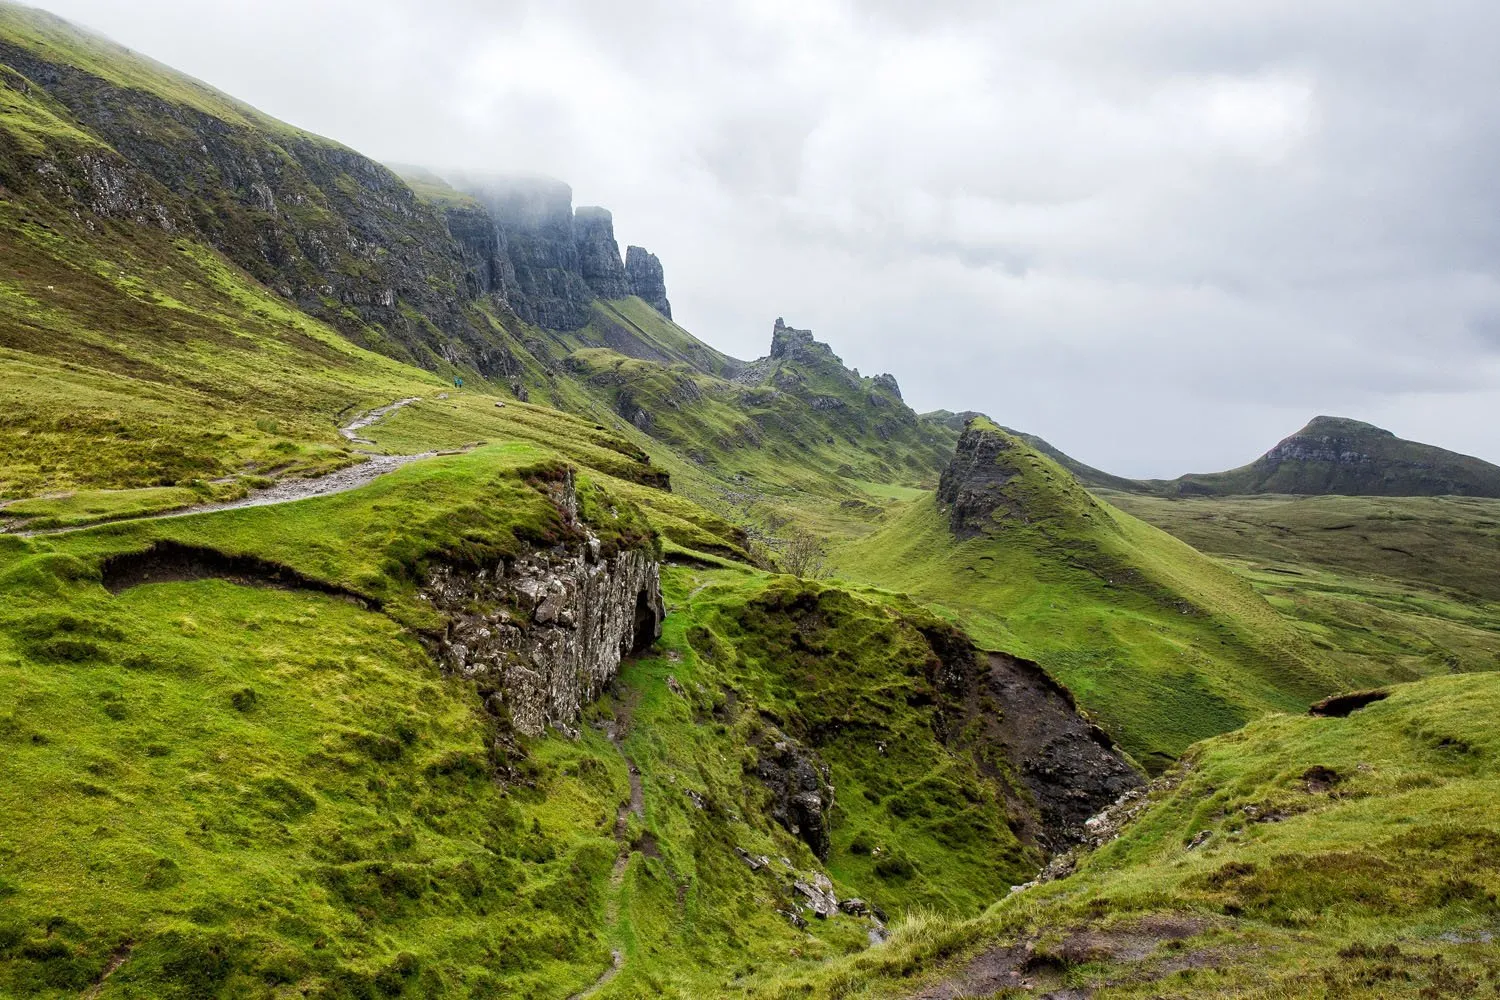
[421,529,664,738]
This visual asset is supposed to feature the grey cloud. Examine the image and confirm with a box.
[34,0,1500,476]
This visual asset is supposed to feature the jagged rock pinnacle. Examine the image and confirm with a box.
[625,245,672,318]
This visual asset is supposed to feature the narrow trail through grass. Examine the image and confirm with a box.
[5,396,459,536]
[340,396,422,444]
[573,694,646,999]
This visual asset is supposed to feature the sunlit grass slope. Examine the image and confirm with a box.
[0,449,661,999]
[0,192,450,494]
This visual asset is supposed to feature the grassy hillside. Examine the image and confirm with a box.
[1153,416,1500,498]
[3,5,1498,998]
[0,192,440,496]
[1107,492,1500,687]
[0,454,1061,996]
[832,426,1335,769]
[754,670,1500,999]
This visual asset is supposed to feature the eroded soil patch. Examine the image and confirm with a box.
[101,540,378,608]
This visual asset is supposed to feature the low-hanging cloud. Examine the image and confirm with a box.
[33,0,1500,475]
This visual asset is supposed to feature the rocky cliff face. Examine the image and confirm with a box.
[420,474,665,737]
[1262,417,1383,468]
[972,652,1143,847]
[937,418,1104,538]
[573,206,631,300]
[754,733,834,860]
[625,245,672,319]
[459,176,595,331]
[453,177,671,331]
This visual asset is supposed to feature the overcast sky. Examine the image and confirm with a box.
[34,0,1500,476]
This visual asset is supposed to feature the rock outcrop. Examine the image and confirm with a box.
[767,318,849,372]
[624,245,672,318]
[936,420,1024,538]
[421,478,665,737]
[447,178,674,332]
[459,176,598,330]
[871,373,902,399]
[754,736,834,860]
[937,417,1104,539]
[977,653,1143,846]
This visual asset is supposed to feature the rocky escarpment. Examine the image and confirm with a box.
[454,176,595,331]
[917,620,1143,850]
[421,479,665,737]
[573,206,632,300]
[624,245,672,319]
[1,11,678,381]
[451,176,673,332]
[936,417,1106,538]
[973,653,1142,847]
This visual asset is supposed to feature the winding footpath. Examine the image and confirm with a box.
[570,703,646,1000]
[5,398,444,538]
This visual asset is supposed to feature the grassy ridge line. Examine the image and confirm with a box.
[749,670,1500,999]
[832,428,1334,767]
[0,2,337,142]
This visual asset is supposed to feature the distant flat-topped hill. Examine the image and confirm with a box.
[990,415,1500,499]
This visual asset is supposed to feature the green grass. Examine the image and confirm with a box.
[0,188,451,496]
[1109,492,1500,685]
[1105,492,1500,603]
[3,8,1498,995]
[0,485,236,529]
[0,582,628,998]
[750,671,1500,998]
[0,451,1056,997]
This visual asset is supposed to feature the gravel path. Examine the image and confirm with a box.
[339,397,420,444]
[11,398,440,537]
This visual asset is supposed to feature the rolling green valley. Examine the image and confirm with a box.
[1,3,1498,998]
